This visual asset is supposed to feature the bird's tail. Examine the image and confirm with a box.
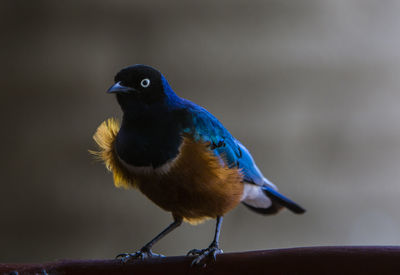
[261,185,306,214]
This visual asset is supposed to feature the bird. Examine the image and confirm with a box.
[91,64,305,266]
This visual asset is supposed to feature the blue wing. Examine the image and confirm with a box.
[182,100,268,186]
[181,100,306,214]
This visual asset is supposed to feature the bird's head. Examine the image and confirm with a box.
[108,64,177,113]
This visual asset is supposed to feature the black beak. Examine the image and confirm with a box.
[107,81,136,94]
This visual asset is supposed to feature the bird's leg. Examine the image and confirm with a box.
[187,216,224,266]
[116,217,182,262]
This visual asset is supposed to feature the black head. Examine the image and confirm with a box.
[108,64,173,112]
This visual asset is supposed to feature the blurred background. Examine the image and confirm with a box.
[1,0,400,263]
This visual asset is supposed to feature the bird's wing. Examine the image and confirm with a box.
[182,101,306,214]
[182,101,269,186]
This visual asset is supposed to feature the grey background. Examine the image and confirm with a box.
[1,0,400,263]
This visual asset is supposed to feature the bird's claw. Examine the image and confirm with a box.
[186,248,204,256]
[187,245,223,266]
[116,247,164,262]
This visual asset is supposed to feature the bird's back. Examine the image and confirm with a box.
[181,100,305,214]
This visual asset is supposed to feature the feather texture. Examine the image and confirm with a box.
[91,119,244,224]
[183,100,269,186]
[90,118,136,189]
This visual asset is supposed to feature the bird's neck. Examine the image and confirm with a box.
[121,105,166,125]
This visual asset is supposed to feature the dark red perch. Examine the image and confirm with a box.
[2,246,400,275]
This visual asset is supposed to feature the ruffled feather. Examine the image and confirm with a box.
[90,118,136,189]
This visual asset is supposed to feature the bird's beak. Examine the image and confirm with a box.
[107,81,136,94]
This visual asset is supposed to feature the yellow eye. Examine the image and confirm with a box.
[140,78,150,88]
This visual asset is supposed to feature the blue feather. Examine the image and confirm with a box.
[181,99,268,185]
[261,185,306,214]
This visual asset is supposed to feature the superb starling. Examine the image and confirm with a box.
[92,64,305,265]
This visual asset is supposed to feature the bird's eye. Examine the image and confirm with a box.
[140,78,151,88]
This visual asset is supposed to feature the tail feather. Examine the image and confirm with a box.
[261,185,306,214]
[242,201,283,215]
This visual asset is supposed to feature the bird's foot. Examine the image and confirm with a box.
[116,246,164,262]
[187,242,223,266]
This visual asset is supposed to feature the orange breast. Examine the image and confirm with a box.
[91,119,244,224]
[132,136,244,224]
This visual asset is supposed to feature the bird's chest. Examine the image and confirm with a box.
[116,118,183,168]
[119,136,244,224]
